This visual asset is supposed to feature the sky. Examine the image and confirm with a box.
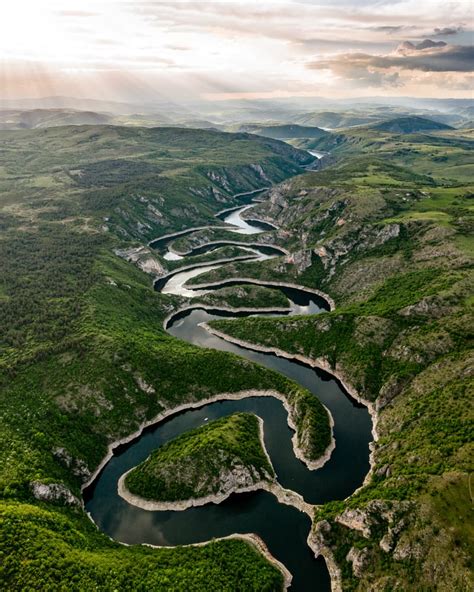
[0,0,472,104]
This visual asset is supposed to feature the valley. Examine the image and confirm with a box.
[0,115,472,591]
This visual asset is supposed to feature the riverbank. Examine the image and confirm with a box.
[189,277,336,310]
[170,240,289,258]
[117,414,313,516]
[82,387,331,494]
[202,323,377,477]
[118,468,313,516]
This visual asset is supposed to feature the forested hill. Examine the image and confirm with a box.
[0,124,313,590]
[370,116,453,133]
[238,123,329,140]
[0,124,313,239]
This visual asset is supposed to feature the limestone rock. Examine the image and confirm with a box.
[30,481,80,506]
[346,546,371,578]
[114,246,166,277]
[52,447,91,482]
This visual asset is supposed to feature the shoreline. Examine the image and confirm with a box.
[116,415,313,517]
[118,471,313,517]
[188,276,336,310]
[163,303,292,330]
[81,387,329,494]
[153,254,260,291]
[149,225,236,249]
[201,323,377,481]
[170,239,289,258]
[98,528,293,591]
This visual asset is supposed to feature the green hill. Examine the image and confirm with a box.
[238,123,329,140]
[371,116,453,134]
[0,124,314,239]
[0,108,114,130]
[125,413,274,503]
[294,110,379,129]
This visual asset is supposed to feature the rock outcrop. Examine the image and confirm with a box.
[30,481,81,506]
[114,246,166,276]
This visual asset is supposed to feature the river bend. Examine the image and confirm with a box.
[85,195,372,591]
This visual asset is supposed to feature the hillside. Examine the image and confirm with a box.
[124,413,274,505]
[238,123,329,140]
[0,124,314,238]
[293,111,380,129]
[0,125,317,590]
[0,108,114,129]
[370,116,453,134]
[294,125,474,185]
[191,129,473,591]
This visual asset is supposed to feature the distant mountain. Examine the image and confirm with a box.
[370,116,453,134]
[293,111,381,129]
[237,123,329,140]
[0,108,113,130]
[0,96,142,114]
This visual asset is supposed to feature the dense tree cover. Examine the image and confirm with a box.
[0,501,283,591]
[203,130,474,590]
[0,227,106,360]
[0,124,323,589]
[126,413,274,501]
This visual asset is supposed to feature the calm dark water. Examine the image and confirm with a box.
[85,204,372,591]
[185,241,285,257]
[85,292,371,591]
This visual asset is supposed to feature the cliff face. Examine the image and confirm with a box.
[198,155,473,590]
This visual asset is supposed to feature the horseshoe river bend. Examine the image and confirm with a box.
[84,192,373,592]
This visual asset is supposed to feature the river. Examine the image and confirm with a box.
[85,194,372,591]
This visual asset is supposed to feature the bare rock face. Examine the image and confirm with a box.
[346,546,371,578]
[336,508,372,538]
[216,460,269,496]
[114,246,166,277]
[30,481,81,506]
[135,375,155,395]
[393,539,424,561]
[399,295,454,319]
[309,521,343,591]
[336,500,412,542]
[316,223,401,278]
[288,249,312,274]
[52,447,91,482]
[268,183,291,210]
[249,163,270,183]
[206,169,232,192]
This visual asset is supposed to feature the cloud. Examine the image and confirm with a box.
[433,26,463,36]
[309,41,474,79]
[57,11,99,18]
[1,0,472,101]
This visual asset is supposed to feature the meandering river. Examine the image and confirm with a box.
[85,195,372,591]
